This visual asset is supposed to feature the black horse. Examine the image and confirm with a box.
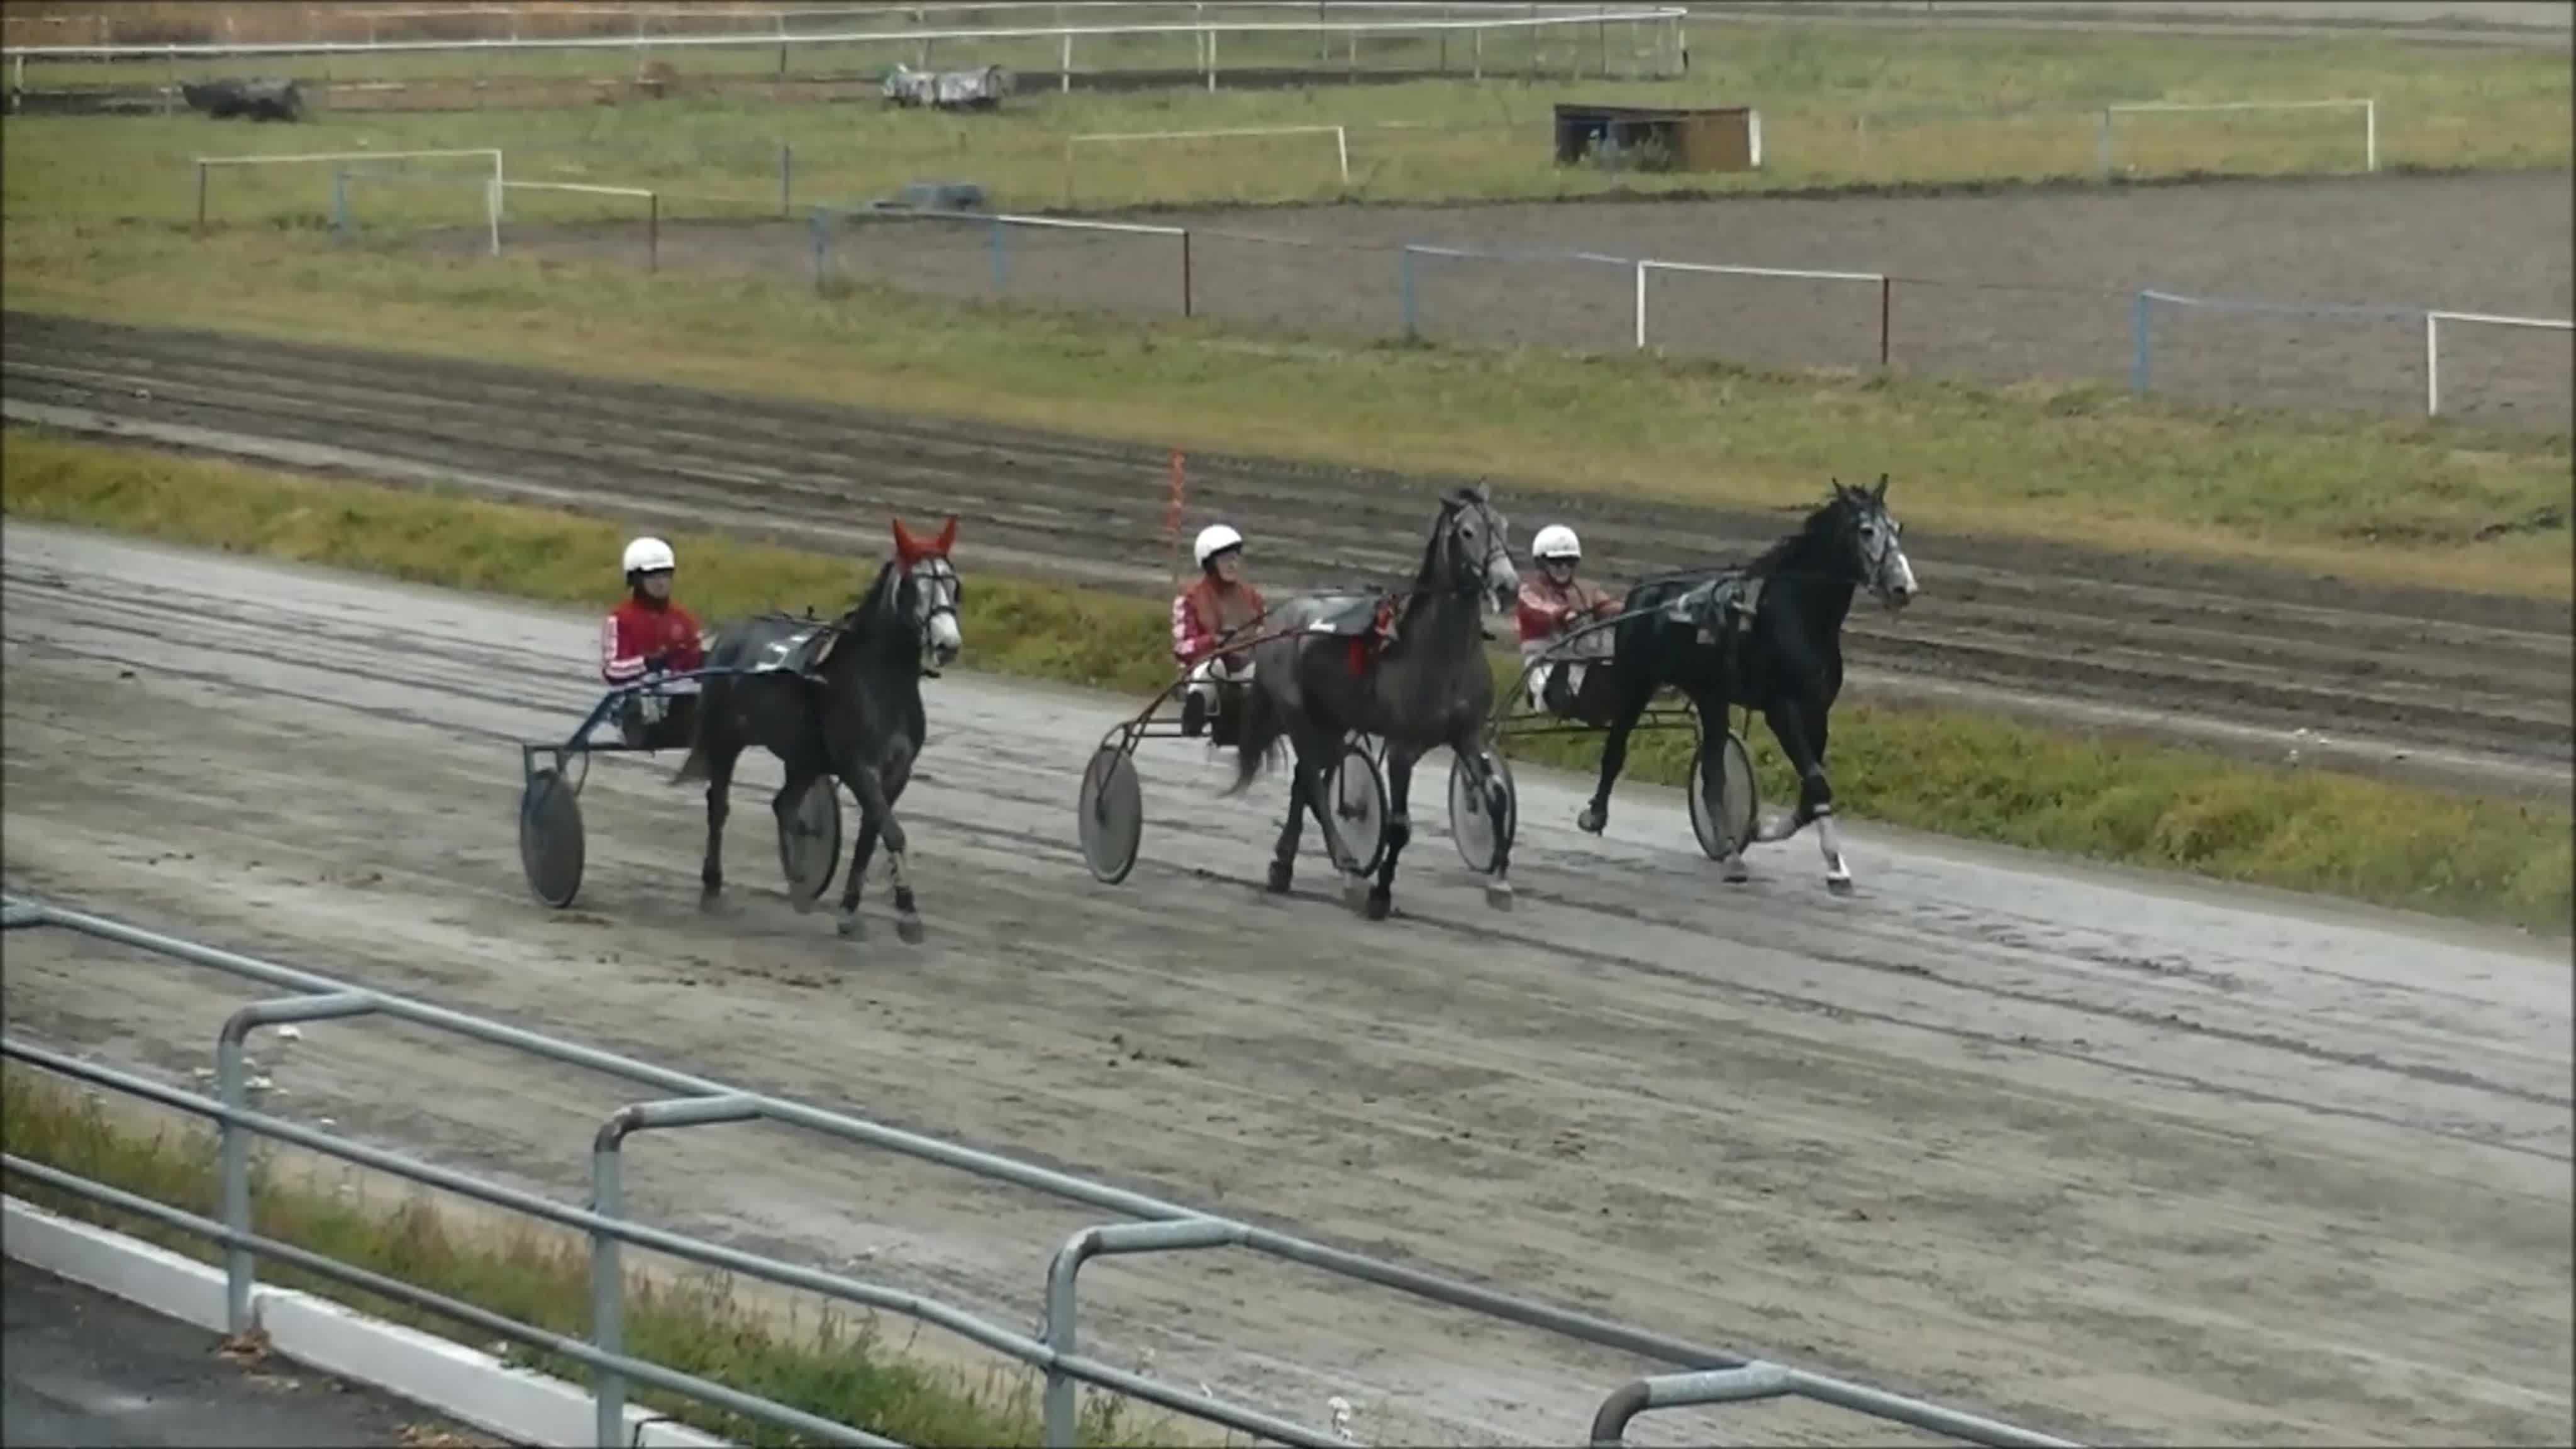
[1577,475,1916,892]
[673,516,963,940]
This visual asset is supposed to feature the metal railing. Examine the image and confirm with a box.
[0,892,2087,1448]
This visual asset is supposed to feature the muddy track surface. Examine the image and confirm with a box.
[3,524,2568,1448]
[3,311,2567,794]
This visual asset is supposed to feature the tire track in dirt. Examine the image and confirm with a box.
[3,310,2565,794]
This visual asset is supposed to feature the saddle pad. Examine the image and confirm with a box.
[752,626,837,675]
[1304,594,1386,638]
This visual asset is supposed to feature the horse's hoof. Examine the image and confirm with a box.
[896,914,927,945]
[1265,862,1294,895]
[1575,806,1606,835]
[836,913,867,940]
[1825,873,1855,896]
[1363,890,1392,922]
[791,891,822,916]
[698,889,730,915]
[1341,876,1371,911]
[1722,858,1752,884]
[1484,880,1515,911]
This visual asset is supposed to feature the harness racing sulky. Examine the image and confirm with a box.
[517,518,964,941]
[1077,525,1402,894]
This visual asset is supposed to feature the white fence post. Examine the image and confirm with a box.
[2425,311,2441,418]
[1633,260,1648,350]
[2421,309,2576,418]
[1626,258,1888,367]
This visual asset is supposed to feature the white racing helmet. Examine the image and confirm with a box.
[1532,524,1582,562]
[623,536,676,576]
[1194,523,1245,570]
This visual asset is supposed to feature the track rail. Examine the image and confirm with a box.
[2,310,2564,791]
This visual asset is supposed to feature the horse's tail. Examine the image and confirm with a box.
[1223,672,1287,797]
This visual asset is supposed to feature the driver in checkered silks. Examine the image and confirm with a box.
[1172,523,1267,745]
[600,536,706,749]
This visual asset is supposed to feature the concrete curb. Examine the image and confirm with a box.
[3,1194,735,1448]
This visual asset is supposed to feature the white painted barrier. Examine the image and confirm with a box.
[1064,124,1351,205]
[3,1195,733,1449]
[2097,97,2378,177]
[2424,308,2575,417]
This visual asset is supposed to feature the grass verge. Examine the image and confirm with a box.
[7,428,2567,935]
[3,226,2567,601]
[0,1064,1180,1447]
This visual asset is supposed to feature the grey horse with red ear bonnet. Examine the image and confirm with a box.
[675,514,964,941]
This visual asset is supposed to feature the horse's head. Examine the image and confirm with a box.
[891,514,964,674]
[1829,474,1916,612]
[1433,482,1519,619]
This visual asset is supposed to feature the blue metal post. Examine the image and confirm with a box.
[2129,290,2151,394]
[1399,245,1418,340]
[331,167,348,238]
[809,208,827,295]
[779,141,792,216]
[988,217,1007,293]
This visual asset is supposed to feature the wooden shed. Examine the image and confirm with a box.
[1552,103,1763,174]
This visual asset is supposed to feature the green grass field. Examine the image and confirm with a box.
[11,429,2567,934]
[0,1063,1192,1447]
[7,21,2567,218]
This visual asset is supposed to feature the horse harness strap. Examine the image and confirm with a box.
[1671,574,1763,645]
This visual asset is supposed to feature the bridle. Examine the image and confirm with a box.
[1434,491,1514,604]
[901,554,962,677]
[1842,494,1912,608]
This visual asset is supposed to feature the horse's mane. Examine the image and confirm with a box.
[842,558,901,629]
[1409,492,1463,590]
[1745,492,1852,579]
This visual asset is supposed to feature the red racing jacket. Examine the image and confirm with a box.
[601,595,706,687]
[1516,575,1620,653]
[1171,576,1268,666]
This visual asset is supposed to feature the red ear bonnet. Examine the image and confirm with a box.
[891,516,957,569]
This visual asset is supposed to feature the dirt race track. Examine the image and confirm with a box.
[4,523,2569,1447]
[465,169,2575,431]
[4,313,2568,799]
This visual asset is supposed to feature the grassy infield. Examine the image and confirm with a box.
[3,15,2572,1446]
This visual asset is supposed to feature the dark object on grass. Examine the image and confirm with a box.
[180,77,306,122]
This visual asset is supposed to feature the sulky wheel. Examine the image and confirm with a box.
[518,765,586,909]
[1328,741,1390,877]
[775,775,844,912]
[1446,747,1517,875]
[1687,729,1761,862]
[1077,744,1145,886]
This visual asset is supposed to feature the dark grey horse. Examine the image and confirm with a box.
[1224,485,1520,919]
[673,517,963,940]
[1577,476,1916,892]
